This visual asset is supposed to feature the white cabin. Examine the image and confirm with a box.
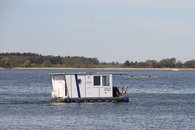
[51,73,113,99]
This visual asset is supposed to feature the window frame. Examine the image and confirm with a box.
[93,75,110,87]
[93,76,101,86]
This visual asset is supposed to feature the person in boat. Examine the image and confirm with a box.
[122,86,128,94]
[113,86,121,97]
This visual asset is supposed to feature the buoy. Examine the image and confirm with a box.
[98,100,103,102]
[76,99,81,103]
[112,100,117,103]
[90,100,95,102]
[84,100,88,103]
[66,97,72,103]
[123,96,129,102]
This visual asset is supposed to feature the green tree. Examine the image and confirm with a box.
[1,57,12,68]
[124,60,130,67]
[0,58,3,67]
[145,60,159,68]
[42,60,52,67]
[176,60,183,68]
[184,60,195,68]
[159,58,176,68]
[23,59,31,67]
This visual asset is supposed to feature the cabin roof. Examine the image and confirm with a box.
[49,72,127,76]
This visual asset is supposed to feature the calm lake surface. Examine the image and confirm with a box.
[0,69,195,130]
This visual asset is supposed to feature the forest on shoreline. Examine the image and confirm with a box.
[0,52,195,68]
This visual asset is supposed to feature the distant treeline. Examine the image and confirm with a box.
[123,58,195,68]
[0,52,99,68]
[0,52,195,68]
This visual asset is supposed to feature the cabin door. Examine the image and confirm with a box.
[86,75,99,97]
[52,75,66,98]
[100,75,112,97]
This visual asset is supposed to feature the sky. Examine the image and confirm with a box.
[0,0,195,63]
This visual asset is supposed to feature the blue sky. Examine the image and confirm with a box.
[1,0,195,62]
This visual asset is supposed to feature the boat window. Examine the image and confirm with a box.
[102,76,110,86]
[94,76,101,86]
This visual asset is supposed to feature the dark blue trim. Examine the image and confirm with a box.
[75,74,81,98]
[66,97,72,103]
[123,96,129,102]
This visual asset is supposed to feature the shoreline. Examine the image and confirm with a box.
[5,67,195,70]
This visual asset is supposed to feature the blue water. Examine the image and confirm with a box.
[0,69,195,130]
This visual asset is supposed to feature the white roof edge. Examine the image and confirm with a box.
[49,72,127,75]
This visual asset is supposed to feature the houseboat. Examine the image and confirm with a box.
[50,72,129,103]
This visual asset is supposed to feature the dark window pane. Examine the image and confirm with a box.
[102,76,110,86]
[94,76,100,86]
